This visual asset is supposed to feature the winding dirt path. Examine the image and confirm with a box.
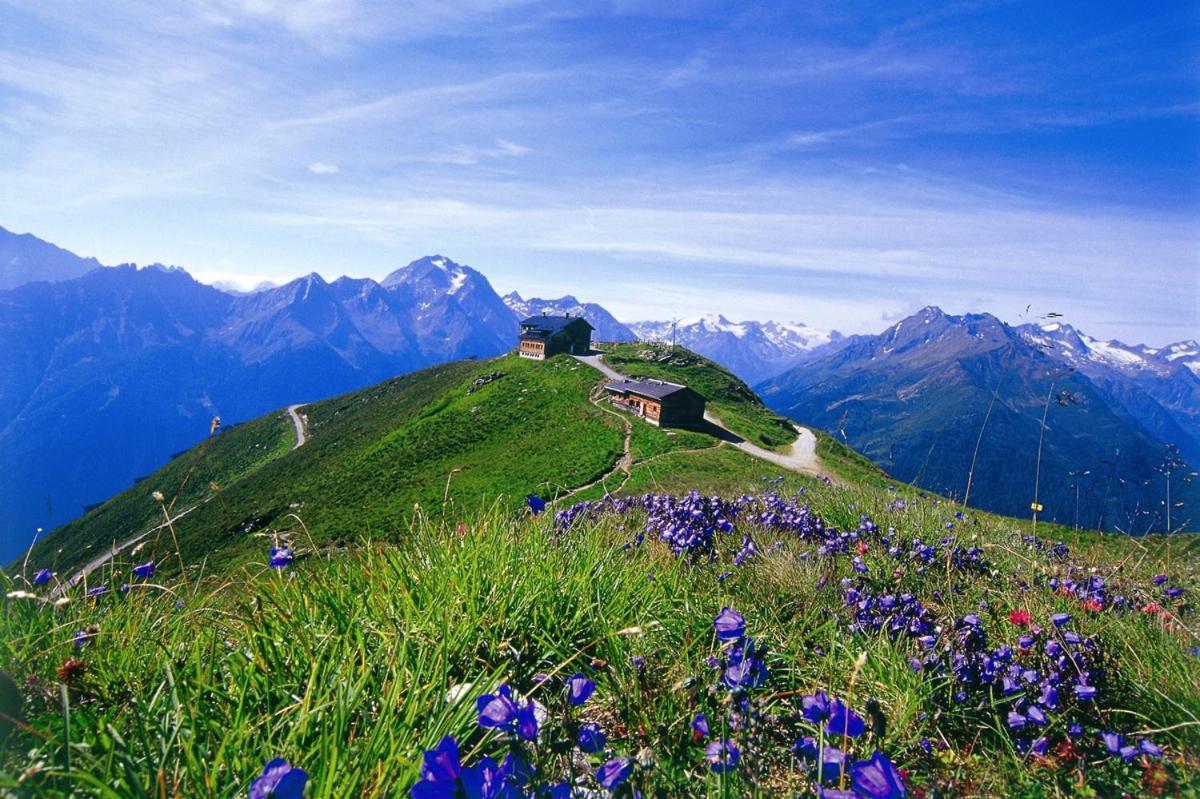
[57,404,310,593]
[54,502,205,597]
[572,353,827,479]
[287,404,308,449]
[555,392,634,502]
[704,411,823,478]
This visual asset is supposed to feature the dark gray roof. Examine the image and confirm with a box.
[518,315,594,337]
[604,379,692,400]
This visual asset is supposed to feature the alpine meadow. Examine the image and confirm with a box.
[2,3,1199,799]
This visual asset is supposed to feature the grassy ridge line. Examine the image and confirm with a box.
[18,409,297,577]
[599,342,799,451]
[22,355,629,579]
[3,475,1196,796]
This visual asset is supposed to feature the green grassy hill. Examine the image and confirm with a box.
[20,355,619,576]
[19,348,822,580]
[3,350,1199,798]
[600,342,799,450]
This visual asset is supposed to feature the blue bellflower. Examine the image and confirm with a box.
[826,700,866,738]
[269,547,294,569]
[411,736,463,799]
[705,739,739,773]
[802,690,832,723]
[712,607,746,642]
[818,747,847,783]
[722,638,767,692]
[578,723,607,753]
[596,757,634,790]
[249,758,308,799]
[461,755,515,799]
[476,685,539,741]
[850,751,906,799]
[565,673,596,706]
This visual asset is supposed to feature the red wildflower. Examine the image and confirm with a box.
[1009,609,1032,626]
[57,658,85,684]
[856,541,870,555]
[1082,598,1103,612]
[1142,761,1170,796]
[1142,602,1163,615]
[1054,740,1080,761]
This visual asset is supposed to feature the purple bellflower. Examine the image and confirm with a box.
[249,758,308,799]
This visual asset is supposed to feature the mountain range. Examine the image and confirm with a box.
[502,292,635,342]
[758,307,1200,533]
[629,316,837,385]
[0,224,102,289]
[2,225,1198,559]
[0,250,528,559]
[1017,322,1200,466]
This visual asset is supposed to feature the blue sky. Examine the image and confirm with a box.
[1,1,1197,343]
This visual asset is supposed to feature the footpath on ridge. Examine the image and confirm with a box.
[58,404,311,592]
[57,355,825,590]
[572,353,826,479]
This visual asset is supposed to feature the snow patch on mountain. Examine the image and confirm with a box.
[629,316,835,384]
[1020,322,1199,377]
[502,292,636,342]
[1084,336,1144,367]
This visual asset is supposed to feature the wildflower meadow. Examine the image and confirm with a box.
[3,473,1197,797]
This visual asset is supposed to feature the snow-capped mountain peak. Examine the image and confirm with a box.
[690,313,749,338]
[1019,322,1198,376]
[502,291,635,341]
[381,255,475,293]
[1165,340,1199,361]
[628,316,834,384]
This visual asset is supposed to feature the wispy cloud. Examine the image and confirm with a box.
[0,1,1195,343]
[236,171,1198,339]
[783,117,920,150]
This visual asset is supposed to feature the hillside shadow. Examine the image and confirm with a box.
[692,419,744,444]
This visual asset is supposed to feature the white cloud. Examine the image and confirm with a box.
[191,267,285,291]
[495,139,530,157]
[2,1,1195,345]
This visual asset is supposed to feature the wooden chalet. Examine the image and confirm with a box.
[604,378,706,428]
[518,314,594,360]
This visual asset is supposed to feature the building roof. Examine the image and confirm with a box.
[518,315,595,339]
[604,378,694,400]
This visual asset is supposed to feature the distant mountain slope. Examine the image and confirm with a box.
[758,307,1200,533]
[1018,322,1200,465]
[503,292,636,342]
[0,256,523,561]
[0,245,646,562]
[383,255,518,358]
[0,226,103,288]
[630,316,836,384]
